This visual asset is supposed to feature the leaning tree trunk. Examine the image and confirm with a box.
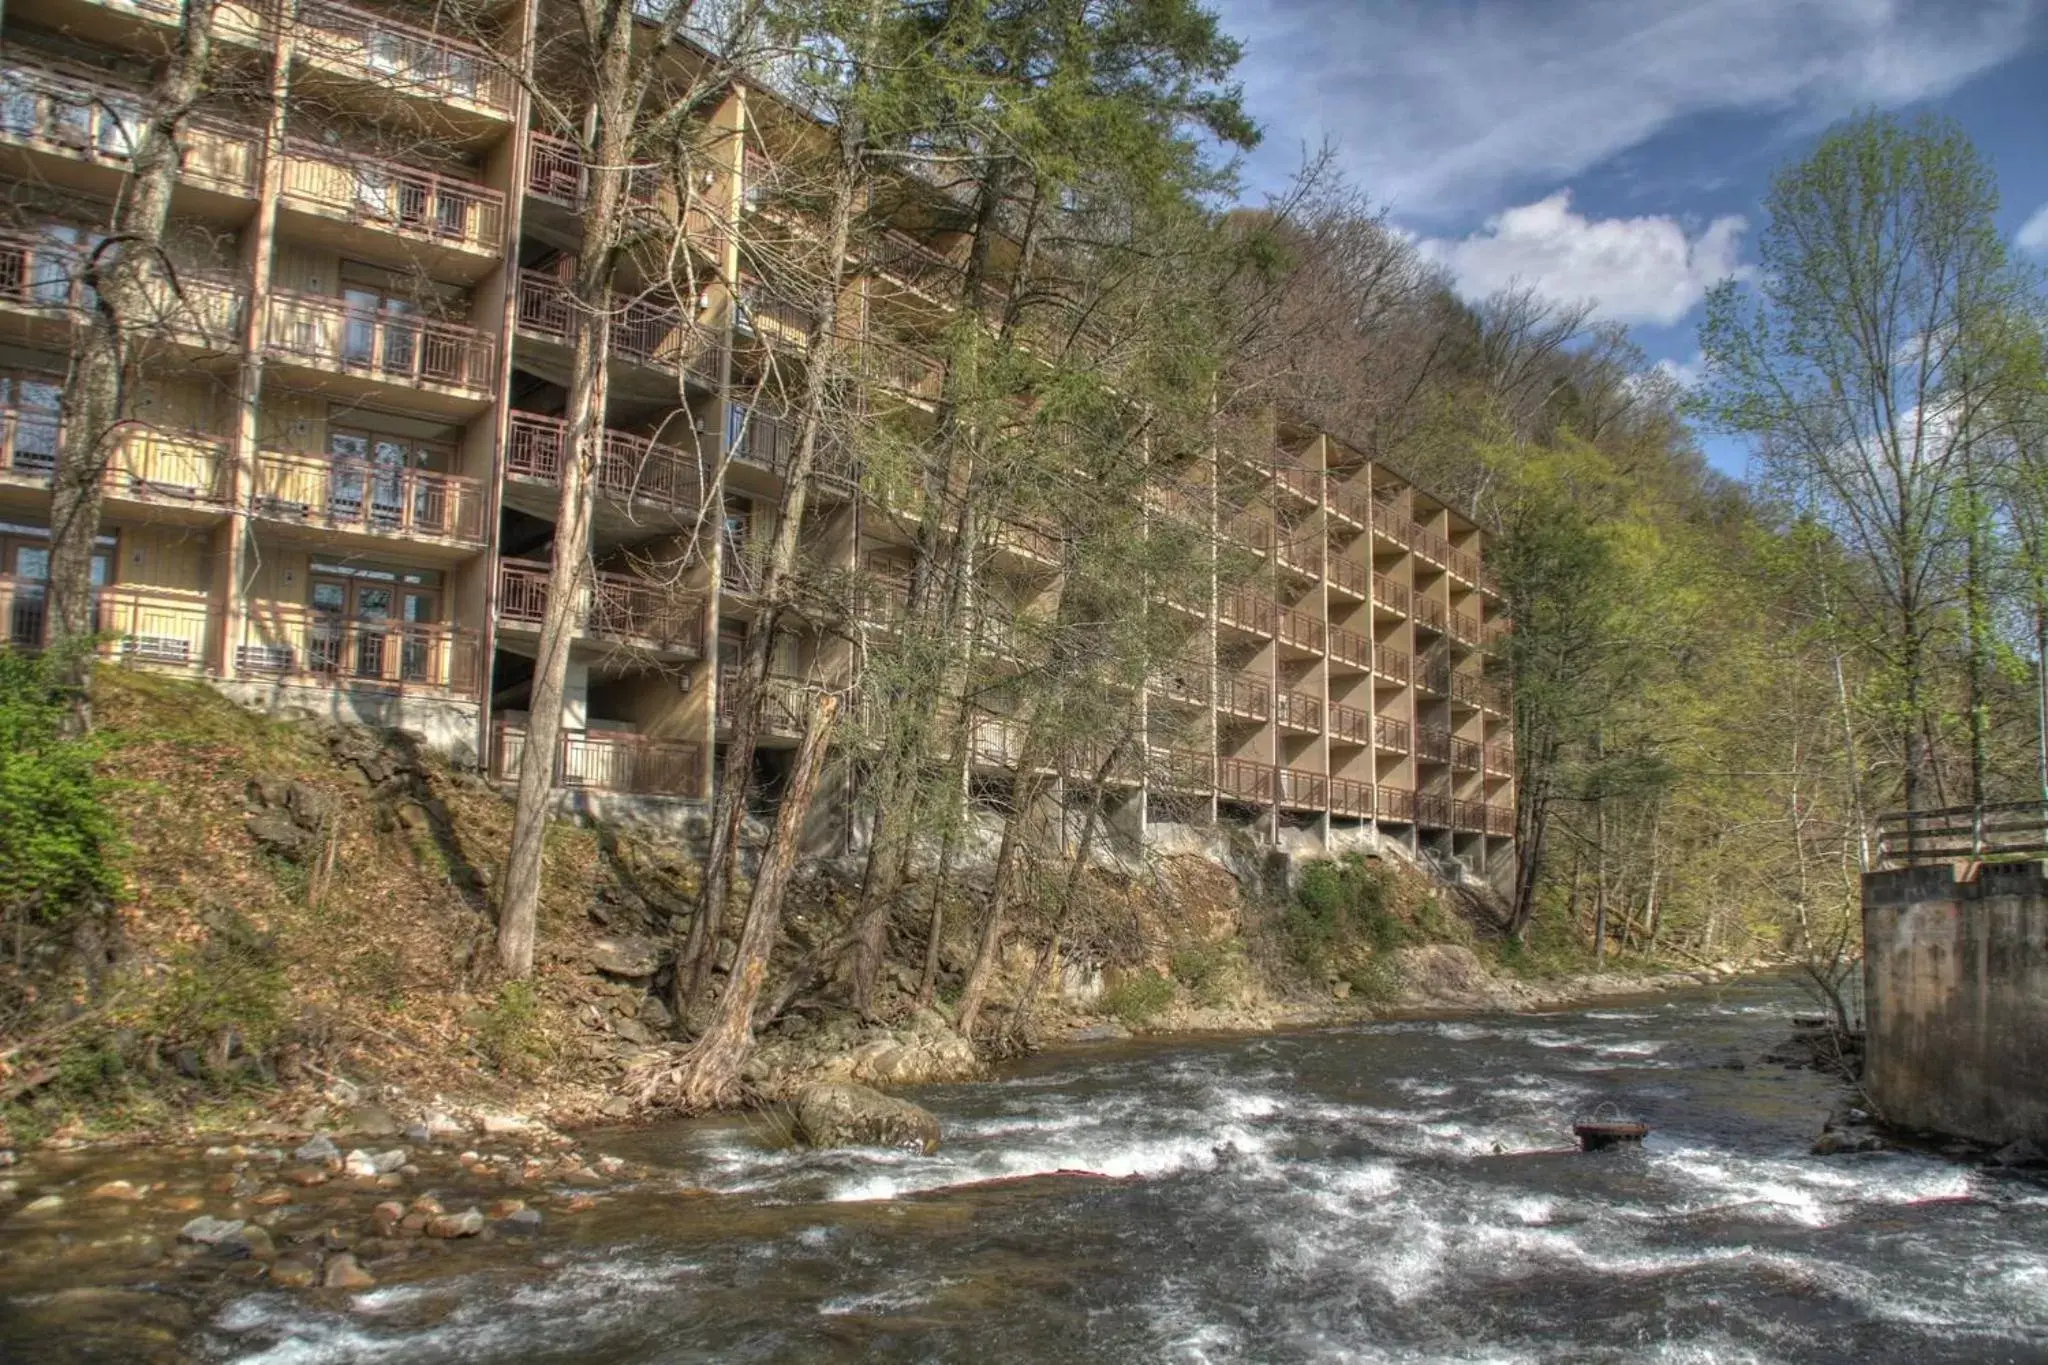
[46,0,219,729]
[955,746,1053,1039]
[653,691,839,1110]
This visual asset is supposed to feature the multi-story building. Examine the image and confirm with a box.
[0,0,1512,869]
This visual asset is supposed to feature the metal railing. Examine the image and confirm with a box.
[1415,791,1451,827]
[1416,726,1453,763]
[1330,776,1374,817]
[1328,625,1371,670]
[249,450,485,544]
[1450,735,1482,770]
[1376,645,1411,685]
[1217,755,1275,804]
[1215,670,1271,722]
[1217,588,1275,637]
[0,230,245,343]
[1327,554,1369,599]
[497,558,704,655]
[1378,785,1417,823]
[1277,765,1326,810]
[1414,596,1447,632]
[0,64,259,194]
[1485,741,1515,776]
[1485,804,1516,837]
[236,606,479,693]
[1373,573,1410,615]
[2,412,230,504]
[295,1,516,113]
[506,411,703,514]
[492,722,701,797]
[1276,605,1325,653]
[1875,802,2048,869]
[1,578,214,663]
[280,140,504,251]
[1329,701,1372,746]
[1375,714,1410,751]
[716,664,810,732]
[266,290,493,391]
[1453,798,1489,833]
[515,270,717,382]
[1275,688,1322,733]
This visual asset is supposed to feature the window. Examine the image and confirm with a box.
[0,372,63,474]
[326,427,450,532]
[341,285,419,378]
[2,530,110,647]
[308,566,439,682]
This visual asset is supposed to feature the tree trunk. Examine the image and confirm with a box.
[46,0,220,729]
[955,759,1051,1038]
[655,691,838,1110]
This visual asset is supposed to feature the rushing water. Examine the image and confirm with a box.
[27,980,2048,1363]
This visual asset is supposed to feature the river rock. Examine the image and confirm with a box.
[342,1150,379,1178]
[179,1216,247,1246]
[792,1083,942,1155]
[323,1253,376,1289]
[89,1180,144,1202]
[346,1105,400,1138]
[21,1194,64,1215]
[426,1207,485,1238]
[1989,1139,2047,1168]
[270,1257,320,1289]
[294,1135,341,1164]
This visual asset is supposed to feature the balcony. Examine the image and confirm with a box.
[1376,645,1411,685]
[1451,735,1482,770]
[1483,617,1511,651]
[1215,670,1271,722]
[868,228,961,298]
[506,411,704,518]
[1374,715,1410,751]
[279,140,505,273]
[1276,534,1319,578]
[1369,501,1407,548]
[0,230,245,349]
[855,333,944,403]
[1223,512,1273,557]
[1416,726,1452,763]
[1276,689,1321,734]
[235,605,479,695]
[717,664,809,734]
[1484,678,1511,716]
[1453,798,1489,833]
[1276,605,1324,654]
[1377,785,1417,823]
[1150,659,1210,709]
[1327,554,1368,600]
[294,1,516,121]
[1414,596,1447,633]
[1417,660,1449,696]
[1450,670,1484,709]
[1148,746,1212,795]
[0,414,231,518]
[1217,755,1274,804]
[491,722,702,798]
[1410,523,1450,567]
[2,577,215,665]
[724,406,857,493]
[1217,588,1275,637]
[1416,791,1451,828]
[1272,463,1319,505]
[1278,766,1326,811]
[1484,742,1514,777]
[1450,610,1480,646]
[0,66,259,201]
[265,291,495,401]
[1485,804,1515,837]
[249,450,485,548]
[1328,625,1371,671]
[515,270,717,386]
[1372,573,1410,616]
[1448,546,1478,583]
[496,558,704,657]
[1329,486,1370,529]
[1329,701,1371,746]
[1330,775,1373,818]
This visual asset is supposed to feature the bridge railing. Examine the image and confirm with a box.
[1874,801,2048,869]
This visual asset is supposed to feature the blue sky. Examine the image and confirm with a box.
[1207,0,2048,479]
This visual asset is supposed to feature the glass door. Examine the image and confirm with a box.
[351,583,393,680]
[398,589,437,683]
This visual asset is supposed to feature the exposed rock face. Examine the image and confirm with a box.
[587,934,666,979]
[791,1083,942,1155]
[1390,945,1518,1010]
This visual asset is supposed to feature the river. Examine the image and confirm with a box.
[14,978,2048,1363]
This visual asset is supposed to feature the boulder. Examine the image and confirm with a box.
[246,811,312,860]
[1989,1139,2047,1169]
[587,934,666,978]
[791,1083,942,1155]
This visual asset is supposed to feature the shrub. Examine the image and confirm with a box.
[1102,971,1175,1026]
[0,648,121,929]
[475,980,551,1078]
[1283,854,1402,973]
[149,911,290,1060]
[1170,941,1247,1008]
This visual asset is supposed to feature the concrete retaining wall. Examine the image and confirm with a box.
[1862,860,2048,1144]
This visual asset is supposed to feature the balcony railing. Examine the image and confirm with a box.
[1215,670,1271,722]
[1378,785,1417,823]
[1327,555,1368,599]
[1276,534,1319,578]
[4,578,214,665]
[0,230,245,343]
[1370,501,1406,547]
[1273,463,1319,504]
[1328,625,1371,670]
[1224,512,1273,556]
[524,132,675,216]
[1217,755,1274,804]
[1376,645,1411,685]
[1,411,232,505]
[1373,573,1410,615]
[1417,660,1449,696]
[497,558,704,655]
[1416,726,1452,763]
[1276,689,1322,733]
[296,1,516,114]
[1450,610,1480,645]
[235,605,479,694]
[1330,775,1374,818]
[1374,714,1410,751]
[491,722,701,797]
[1453,798,1489,833]
[1329,486,1370,528]
[506,411,703,515]
[266,291,494,392]
[1276,605,1325,654]
[1148,746,1213,794]
[1484,742,1514,777]
[1414,596,1447,632]
[1329,701,1371,746]
[1278,766,1326,810]
[717,664,810,732]
[1451,670,1484,708]
[1410,523,1449,566]
[1416,791,1451,828]
[1485,803,1515,837]
[280,141,504,252]
[1451,736,1482,770]
[0,66,260,195]
[1483,617,1512,650]
[1448,547,1479,583]
[249,450,485,544]
[1150,659,1210,708]
[1217,588,1275,637]
[1484,679,1512,715]
[856,333,944,402]
[516,270,715,381]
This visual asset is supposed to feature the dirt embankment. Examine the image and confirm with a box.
[1,673,1753,1153]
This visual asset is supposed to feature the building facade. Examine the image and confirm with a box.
[0,0,1512,868]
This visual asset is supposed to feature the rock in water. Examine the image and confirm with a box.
[792,1083,942,1155]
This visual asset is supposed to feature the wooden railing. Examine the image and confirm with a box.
[0,65,259,195]
[1329,701,1371,746]
[492,722,701,797]
[249,450,485,544]
[280,140,504,252]
[1277,605,1325,653]
[1215,670,1270,721]
[236,605,479,694]
[1330,776,1374,817]
[505,411,703,514]
[1875,802,2048,869]
[1278,766,1326,810]
[266,290,494,391]
[1328,625,1371,670]
[1375,714,1410,751]
[1275,689,1321,732]
[497,558,704,655]
[1373,573,1410,615]
[295,1,516,113]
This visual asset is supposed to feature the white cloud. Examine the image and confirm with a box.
[1417,192,1750,326]
[1655,352,1709,391]
[2019,202,2048,253]
[1213,0,2041,219]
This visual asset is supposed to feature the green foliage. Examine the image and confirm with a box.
[475,980,551,1078]
[1102,970,1175,1025]
[1169,940,1247,1007]
[149,911,290,1055]
[1284,855,1403,973]
[0,648,121,927]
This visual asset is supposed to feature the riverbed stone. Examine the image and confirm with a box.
[88,1180,144,1202]
[21,1194,64,1215]
[791,1082,942,1155]
[323,1253,375,1289]
[179,1216,246,1246]
[270,1256,320,1289]
[426,1207,485,1239]
[294,1135,341,1164]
